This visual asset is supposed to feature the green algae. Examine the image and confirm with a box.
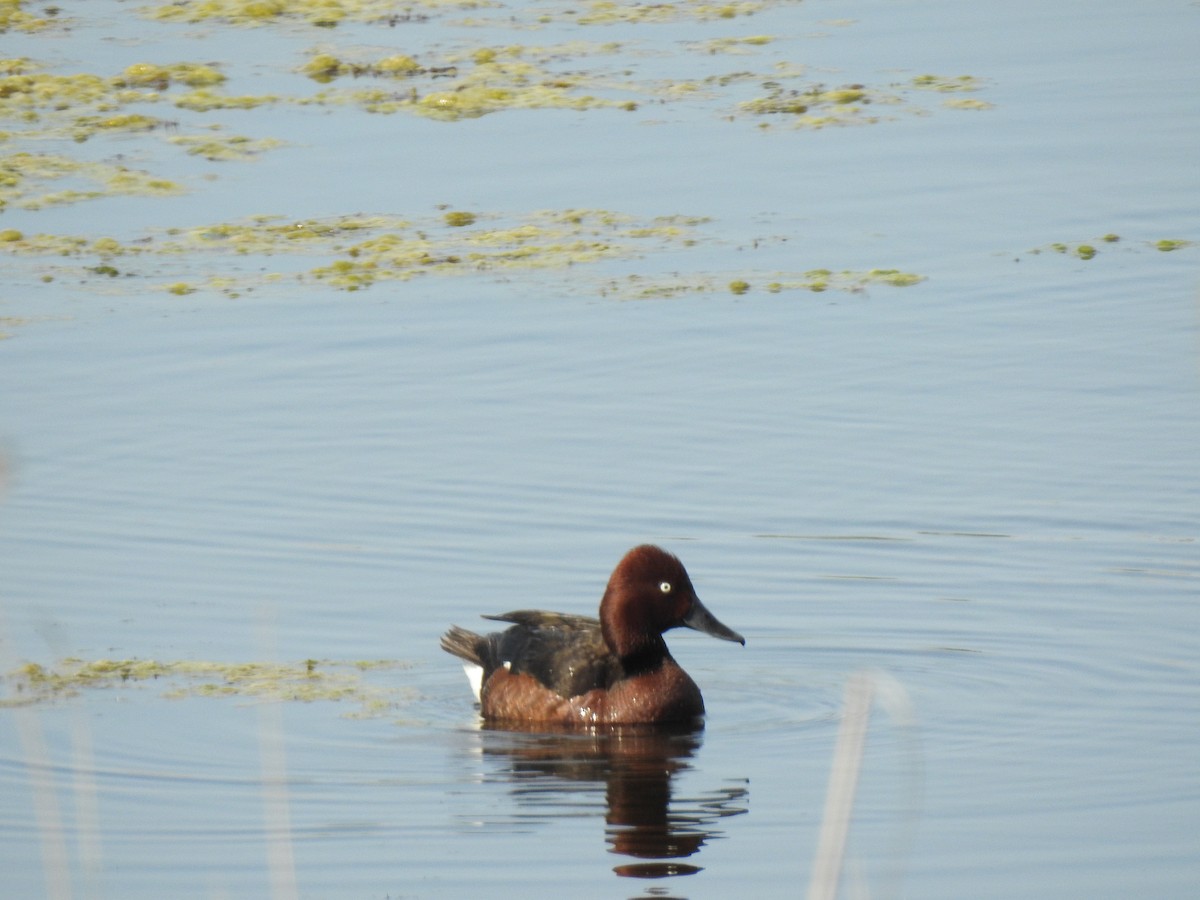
[911,74,982,93]
[576,0,767,25]
[117,61,228,89]
[0,209,716,294]
[173,88,279,111]
[0,0,61,34]
[2,657,416,718]
[910,74,993,110]
[142,0,472,27]
[169,132,284,161]
[739,81,894,127]
[695,35,774,53]
[0,152,184,211]
[1155,239,1190,252]
[0,56,286,208]
[607,268,925,299]
[942,98,993,111]
[302,43,636,120]
[302,52,424,82]
[738,71,991,128]
[306,209,707,289]
[0,201,929,304]
[1028,235,1194,260]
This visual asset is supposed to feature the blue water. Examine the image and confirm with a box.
[2,0,1198,897]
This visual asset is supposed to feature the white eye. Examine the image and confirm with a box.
[659,581,672,594]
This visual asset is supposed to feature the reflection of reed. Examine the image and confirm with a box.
[258,609,299,900]
[808,670,920,900]
[7,693,72,899]
[477,724,749,879]
[0,454,71,899]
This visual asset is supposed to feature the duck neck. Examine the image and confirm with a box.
[617,637,671,675]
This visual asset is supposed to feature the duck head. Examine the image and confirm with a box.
[600,544,745,659]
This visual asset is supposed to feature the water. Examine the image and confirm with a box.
[1,0,1198,897]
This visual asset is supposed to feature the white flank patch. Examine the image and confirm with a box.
[462,663,484,703]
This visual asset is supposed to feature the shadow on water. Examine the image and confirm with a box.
[469,723,748,881]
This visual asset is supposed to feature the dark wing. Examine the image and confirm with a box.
[484,610,600,630]
[483,610,620,699]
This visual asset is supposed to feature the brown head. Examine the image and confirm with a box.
[598,544,745,661]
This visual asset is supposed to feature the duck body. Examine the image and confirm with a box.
[441,545,744,727]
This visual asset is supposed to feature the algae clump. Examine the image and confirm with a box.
[2,657,416,719]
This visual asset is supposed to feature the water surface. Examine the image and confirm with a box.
[1,0,1198,897]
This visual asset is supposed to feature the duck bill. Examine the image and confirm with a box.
[682,597,745,645]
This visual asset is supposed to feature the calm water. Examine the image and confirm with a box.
[2,0,1198,897]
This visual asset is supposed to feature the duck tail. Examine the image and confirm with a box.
[441,625,490,704]
[440,625,486,667]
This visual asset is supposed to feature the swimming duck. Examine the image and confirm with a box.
[441,544,744,726]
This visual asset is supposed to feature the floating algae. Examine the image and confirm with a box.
[169,133,285,161]
[0,209,717,294]
[3,657,416,718]
[0,152,183,211]
[301,43,637,120]
[737,70,994,128]
[575,0,768,26]
[0,56,287,208]
[607,268,925,299]
[141,0,477,27]
[1024,234,1195,260]
[0,0,61,34]
[1155,239,1191,252]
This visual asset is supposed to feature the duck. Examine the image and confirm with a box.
[440,544,744,726]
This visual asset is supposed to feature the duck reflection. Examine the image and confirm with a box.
[475,723,748,879]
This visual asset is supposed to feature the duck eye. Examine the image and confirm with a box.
[659,581,672,594]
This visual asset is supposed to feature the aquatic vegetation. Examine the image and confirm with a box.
[689,35,774,55]
[0,152,183,210]
[738,71,993,127]
[607,268,925,299]
[0,0,61,33]
[941,98,992,110]
[0,209,720,293]
[173,88,279,111]
[307,209,710,289]
[302,52,424,82]
[1027,234,1195,260]
[910,74,982,93]
[169,133,285,161]
[909,74,993,109]
[0,55,286,207]
[575,0,767,25]
[142,0,478,27]
[117,61,228,89]
[302,43,637,120]
[0,11,989,303]
[0,200,930,301]
[739,81,895,127]
[2,657,416,718]
[1155,238,1190,252]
